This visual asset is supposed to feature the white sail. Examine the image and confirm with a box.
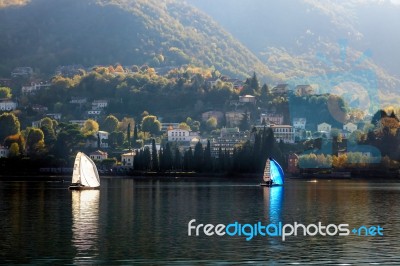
[71,152,100,188]
[263,158,271,182]
[71,152,82,184]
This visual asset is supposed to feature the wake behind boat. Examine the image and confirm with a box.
[260,158,284,187]
[69,152,100,190]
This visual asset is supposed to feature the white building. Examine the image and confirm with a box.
[317,122,332,133]
[90,150,108,161]
[97,131,109,148]
[294,85,314,96]
[70,97,87,104]
[161,123,180,132]
[226,112,248,127]
[69,120,86,127]
[270,125,295,143]
[21,83,51,95]
[343,122,357,133]
[239,95,256,104]
[167,128,199,142]
[293,118,306,130]
[0,146,9,158]
[260,113,284,125]
[0,100,17,111]
[46,113,62,120]
[121,151,136,168]
[92,100,108,110]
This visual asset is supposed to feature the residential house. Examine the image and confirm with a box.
[31,104,48,113]
[0,146,9,158]
[32,120,41,128]
[239,95,256,104]
[0,100,17,111]
[87,131,110,149]
[0,78,12,87]
[90,150,108,161]
[121,151,136,168]
[226,78,244,89]
[287,153,299,174]
[226,112,248,127]
[161,123,180,132]
[92,100,108,110]
[201,111,224,123]
[343,122,357,133]
[46,113,62,120]
[293,118,307,141]
[260,113,284,125]
[270,125,295,143]
[70,97,87,104]
[167,128,199,142]
[293,118,306,130]
[11,67,33,78]
[69,120,86,127]
[206,77,221,87]
[317,122,332,134]
[211,127,248,157]
[21,82,51,95]
[272,84,289,95]
[55,65,84,77]
[97,131,109,148]
[294,85,314,96]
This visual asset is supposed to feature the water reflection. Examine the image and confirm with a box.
[263,186,283,223]
[71,190,100,262]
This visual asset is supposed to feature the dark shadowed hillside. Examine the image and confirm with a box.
[0,0,273,80]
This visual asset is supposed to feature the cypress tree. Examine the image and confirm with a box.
[151,139,158,171]
[174,148,182,170]
[193,141,203,172]
[127,123,131,148]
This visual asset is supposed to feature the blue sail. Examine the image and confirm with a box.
[270,158,284,185]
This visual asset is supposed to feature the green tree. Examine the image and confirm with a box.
[40,117,56,129]
[0,113,20,142]
[26,128,45,155]
[163,142,173,171]
[40,124,57,147]
[174,148,182,170]
[53,124,85,159]
[127,123,131,148]
[142,115,161,135]
[204,140,212,171]
[179,122,191,131]
[206,117,218,131]
[239,111,250,131]
[102,115,119,132]
[108,131,124,148]
[193,141,203,172]
[9,142,20,157]
[0,87,12,98]
[82,119,99,135]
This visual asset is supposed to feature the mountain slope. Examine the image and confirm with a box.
[187,0,400,106]
[0,0,273,79]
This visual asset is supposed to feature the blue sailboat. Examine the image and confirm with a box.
[260,158,284,187]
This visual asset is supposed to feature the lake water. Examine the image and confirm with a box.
[1,177,400,264]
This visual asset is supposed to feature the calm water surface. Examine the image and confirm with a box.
[0,177,400,264]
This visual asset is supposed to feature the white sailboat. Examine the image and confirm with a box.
[69,152,100,190]
[260,157,284,187]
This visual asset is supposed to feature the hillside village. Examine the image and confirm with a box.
[0,64,397,175]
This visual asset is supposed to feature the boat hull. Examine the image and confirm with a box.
[69,185,100,190]
[259,182,282,187]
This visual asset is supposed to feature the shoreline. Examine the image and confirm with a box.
[0,171,400,182]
